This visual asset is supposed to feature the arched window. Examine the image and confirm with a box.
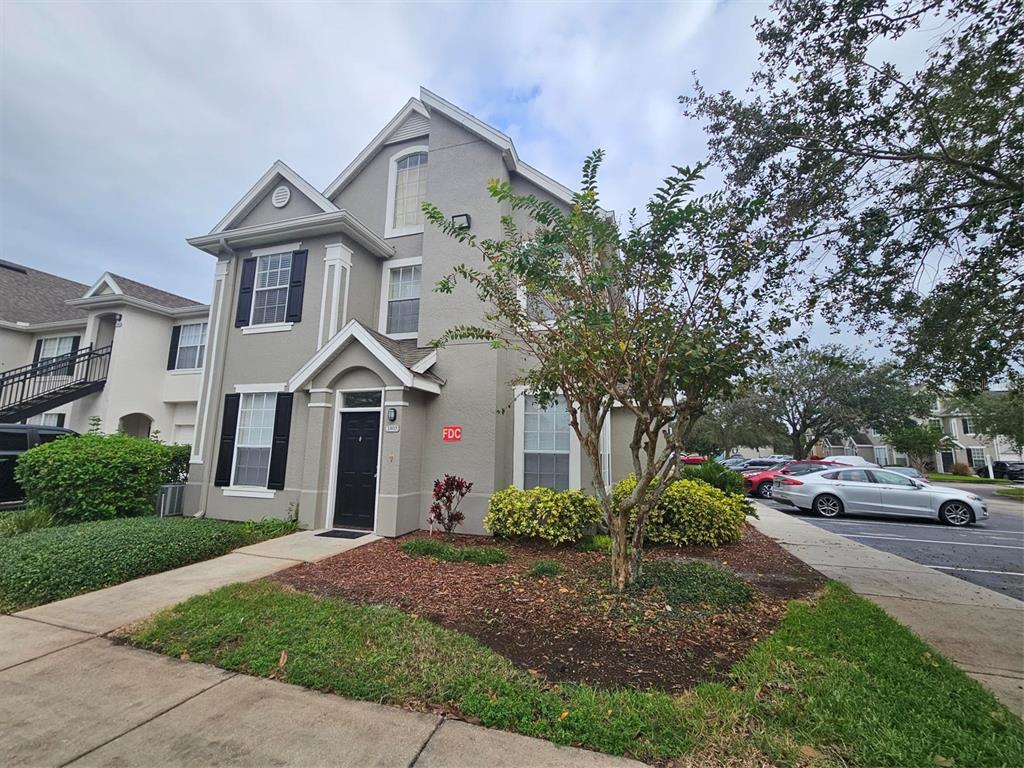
[386,147,428,238]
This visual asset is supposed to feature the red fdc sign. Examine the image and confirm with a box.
[442,425,463,442]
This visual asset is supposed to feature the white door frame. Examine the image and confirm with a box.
[324,387,385,532]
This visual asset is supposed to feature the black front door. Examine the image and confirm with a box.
[334,411,380,529]
[941,451,955,473]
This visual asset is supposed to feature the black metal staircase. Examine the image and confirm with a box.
[0,344,112,423]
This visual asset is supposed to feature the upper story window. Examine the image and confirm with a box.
[174,322,208,370]
[385,147,428,238]
[252,253,292,325]
[387,264,421,335]
[961,417,977,434]
[523,394,571,490]
[38,336,75,361]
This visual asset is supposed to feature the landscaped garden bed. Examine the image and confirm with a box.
[119,479,1022,765]
[0,516,296,613]
[274,527,821,692]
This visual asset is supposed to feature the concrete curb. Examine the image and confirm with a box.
[750,502,1024,715]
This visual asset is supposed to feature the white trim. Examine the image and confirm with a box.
[378,255,423,338]
[309,387,333,394]
[190,260,228,463]
[82,272,123,299]
[409,350,437,374]
[210,160,337,235]
[241,322,293,335]
[222,487,276,499]
[318,262,331,349]
[234,382,286,393]
[320,242,353,347]
[287,319,441,395]
[168,368,201,376]
[323,99,430,199]
[512,386,581,490]
[308,403,332,408]
[250,242,301,258]
[383,145,430,239]
[384,400,410,407]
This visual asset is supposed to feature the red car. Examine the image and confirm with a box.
[742,460,848,499]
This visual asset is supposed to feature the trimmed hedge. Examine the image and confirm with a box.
[614,475,747,547]
[485,486,602,545]
[15,434,171,523]
[0,517,296,612]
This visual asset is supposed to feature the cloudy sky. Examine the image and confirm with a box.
[1,1,765,295]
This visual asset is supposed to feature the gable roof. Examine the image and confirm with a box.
[105,273,201,308]
[323,88,577,207]
[210,160,338,235]
[287,319,441,394]
[0,260,89,326]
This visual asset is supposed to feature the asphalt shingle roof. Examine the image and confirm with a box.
[0,260,89,325]
[358,321,442,383]
[108,273,201,308]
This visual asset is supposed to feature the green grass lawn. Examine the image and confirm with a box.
[995,487,1024,500]
[129,580,1023,767]
[0,516,296,613]
[928,472,1009,484]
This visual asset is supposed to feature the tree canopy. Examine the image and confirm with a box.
[425,153,795,589]
[683,0,1022,390]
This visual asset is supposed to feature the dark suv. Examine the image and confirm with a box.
[989,461,1024,482]
[0,423,77,508]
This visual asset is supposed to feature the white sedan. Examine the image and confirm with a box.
[773,467,989,526]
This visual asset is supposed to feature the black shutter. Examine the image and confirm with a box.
[166,326,181,370]
[64,336,80,376]
[33,340,43,363]
[214,393,241,487]
[267,392,293,490]
[284,250,307,323]
[55,414,65,428]
[235,258,257,327]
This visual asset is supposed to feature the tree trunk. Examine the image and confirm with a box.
[608,512,633,591]
[791,434,804,459]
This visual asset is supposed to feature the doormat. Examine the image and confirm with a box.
[315,529,370,539]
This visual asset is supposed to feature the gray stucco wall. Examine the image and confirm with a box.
[232,179,323,230]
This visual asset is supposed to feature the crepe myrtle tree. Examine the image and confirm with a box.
[423,151,796,590]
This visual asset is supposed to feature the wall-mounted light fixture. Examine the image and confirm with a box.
[451,213,471,230]
[387,407,398,423]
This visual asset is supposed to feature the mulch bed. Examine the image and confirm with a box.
[272,524,823,693]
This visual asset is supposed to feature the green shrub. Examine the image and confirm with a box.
[399,538,508,565]
[950,462,974,476]
[638,560,752,608]
[528,559,561,578]
[161,443,192,484]
[0,516,294,612]
[485,486,602,545]
[577,533,612,553]
[0,506,54,538]
[15,434,170,523]
[681,460,745,497]
[613,475,747,547]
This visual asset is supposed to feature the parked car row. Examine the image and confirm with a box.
[773,466,988,527]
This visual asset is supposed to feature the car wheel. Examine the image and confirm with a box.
[940,501,973,527]
[813,494,843,518]
[757,481,773,499]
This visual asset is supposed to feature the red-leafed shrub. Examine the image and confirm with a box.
[429,474,473,534]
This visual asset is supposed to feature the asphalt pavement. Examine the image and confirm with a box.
[763,483,1024,602]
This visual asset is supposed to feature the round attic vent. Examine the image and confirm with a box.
[271,185,291,208]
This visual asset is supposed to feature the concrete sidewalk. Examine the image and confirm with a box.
[0,529,642,767]
[751,502,1024,715]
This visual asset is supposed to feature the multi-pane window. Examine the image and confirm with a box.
[873,447,888,466]
[27,413,64,427]
[393,152,428,229]
[39,336,75,360]
[523,394,570,490]
[928,418,944,432]
[967,447,986,468]
[233,392,276,487]
[961,417,977,434]
[252,253,292,325]
[386,265,421,335]
[174,322,208,369]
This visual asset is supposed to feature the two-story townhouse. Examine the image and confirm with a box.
[186,88,634,535]
[0,260,210,443]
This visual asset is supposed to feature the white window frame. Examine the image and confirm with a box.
[962,417,977,434]
[512,386,581,491]
[229,391,277,491]
[384,145,429,239]
[967,447,986,468]
[599,417,612,489]
[173,322,208,371]
[873,446,888,466]
[249,245,297,327]
[38,335,75,361]
[378,256,423,340]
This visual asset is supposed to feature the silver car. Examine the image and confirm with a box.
[773,467,989,526]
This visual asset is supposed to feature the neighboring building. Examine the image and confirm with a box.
[0,260,209,443]
[817,396,1023,471]
[186,88,633,535]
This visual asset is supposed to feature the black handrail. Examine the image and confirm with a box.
[0,344,112,413]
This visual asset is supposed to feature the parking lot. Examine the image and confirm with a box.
[764,483,1024,601]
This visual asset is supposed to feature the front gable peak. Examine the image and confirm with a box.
[210,160,337,235]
